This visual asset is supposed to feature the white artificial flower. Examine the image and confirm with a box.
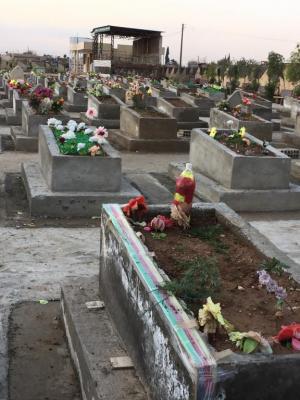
[47,118,60,127]
[84,128,93,135]
[61,130,76,140]
[67,120,77,131]
[77,122,86,131]
[56,125,64,131]
[77,143,85,152]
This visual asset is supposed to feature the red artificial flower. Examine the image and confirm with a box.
[122,196,147,218]
[275,323,300,350]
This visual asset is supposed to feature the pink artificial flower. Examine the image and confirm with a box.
[95,126,108,138]
[88,145,100,156]
[85,107,97,119]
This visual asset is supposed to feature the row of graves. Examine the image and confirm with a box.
[1,68,300,399]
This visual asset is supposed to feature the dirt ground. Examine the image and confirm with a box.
[8,302,81,400]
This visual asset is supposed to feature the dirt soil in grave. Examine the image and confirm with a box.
[166,98,193,107]
[96,95,118,104]
[218,137,272,156]
[8,301,81,400]
[142,223,300,353]
[133,107,168,118]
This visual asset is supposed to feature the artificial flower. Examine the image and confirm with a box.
[77,122,86,131]
[85,107,97,119]
[47,118,61,127]
[67,120,77,131]
[198,297,233,334]
[88,145,100,156]
[122,196,148,218]
[275,323,300,351]
[84,128,93,135]
[239,127,246,137]
[56,124,64,131]
[77,143,86,152]
[209,127,217,138]
[61,130,76,140]
[95,126,108,138]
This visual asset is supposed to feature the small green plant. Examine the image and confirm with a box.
[260,257,289,276]
[163,256,220,302]
[188,224,229,254]
[151,232,167,240]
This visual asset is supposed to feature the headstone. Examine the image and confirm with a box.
[9,66,25,80]
[227,90,243,108]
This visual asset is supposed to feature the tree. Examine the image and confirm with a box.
[267,51,285,83]
[286,44,300,84]
[165,47,170,65]
[265,51,285,100]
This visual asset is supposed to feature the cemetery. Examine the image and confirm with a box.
[1,17,300,400]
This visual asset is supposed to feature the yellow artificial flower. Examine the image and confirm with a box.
[198,297,233,334]
[209,127,217,138]
[240,127,246,137]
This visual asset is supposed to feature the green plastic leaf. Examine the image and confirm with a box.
[39,300,48,305]
[151,232,167,240]
[243,338,258,354]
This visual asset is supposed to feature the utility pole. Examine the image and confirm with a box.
[179,23,184,68]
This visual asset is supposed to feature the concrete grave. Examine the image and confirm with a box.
[109,105,189,152]
[180,92,215,117]
[21,125,139,217]
[229,90,273,121]
[4,89,23,125]
[157,97,207,130]
[169,128,300,212]
[64,85,88,112]
[10,101,76,152]
[84,93,125,129]
[102,85,126,102]
[100,203,300,400]
[210,108,273,141]
[54,82,68,99]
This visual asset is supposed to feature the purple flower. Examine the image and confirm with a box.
[274,286,287,300]
[257,270,271,286]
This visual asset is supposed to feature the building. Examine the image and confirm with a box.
[69,36,133,74]
[91,25,163,76]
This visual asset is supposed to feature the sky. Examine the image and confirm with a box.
[0,0,299,64]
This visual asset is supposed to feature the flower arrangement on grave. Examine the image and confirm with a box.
[87,83,107,99]
[8,79,32,96]
[126,82,152,109]
[104,79,122,89]
[47,118,108,156]
[29,87,64,114]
